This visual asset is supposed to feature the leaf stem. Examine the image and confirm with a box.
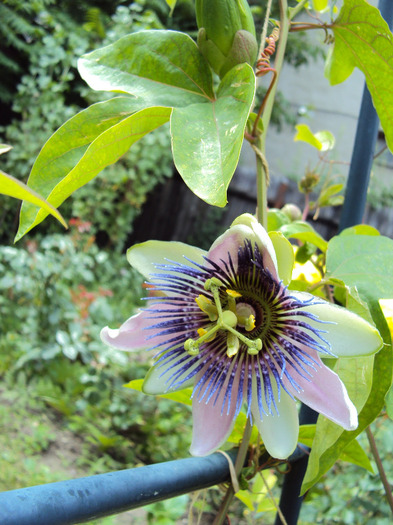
[212,419,253,525]
[366,425,393,515]
[288,0,309,20]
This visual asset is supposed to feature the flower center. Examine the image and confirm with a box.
[184,277,263,358]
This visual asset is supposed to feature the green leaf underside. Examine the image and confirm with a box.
[294,124,323,150]
[0,170,67,229]
[125,379,193,406]
[78,30,214,107]
[302,234,393,493]
[16,97,144,240]
[17,104,171,239]
[299,424,373,472]
[326,234,393,303]
[326,0,393,152]
[171,63,256,206]
[280,221,328,252]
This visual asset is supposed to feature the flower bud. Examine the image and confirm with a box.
[281,203,302,222]
[196,0,258,78]
[298,170,320,194]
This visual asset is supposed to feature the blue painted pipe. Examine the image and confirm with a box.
[0,445,308,525]
[0,450,238,525]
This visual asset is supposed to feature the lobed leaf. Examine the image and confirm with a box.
[78,30,214,107]
[171,63,256,206]
[17,103,171,240]
[294,124,335,151]
[280,221,328,252]
[1,170,67,230]
[16,97,144,240]
[326,0,393,151]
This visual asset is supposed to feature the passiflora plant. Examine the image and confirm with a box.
[12,0,393,521]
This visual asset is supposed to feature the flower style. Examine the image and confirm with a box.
[101,214,383,459]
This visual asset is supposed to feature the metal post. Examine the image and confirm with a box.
[275,2,393,524]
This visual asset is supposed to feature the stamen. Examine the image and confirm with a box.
[197,327,216,342]
[195,294,218,321]
[227,333,240,357]
[226,289,242,298]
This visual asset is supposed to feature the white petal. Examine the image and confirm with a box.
[100,310,150,351]
[295,295,383,357]
[142,354,199,395]
[101,302,183,351]
[284,351,358,431]
[127,240,206,281]
[251,384,299,460]
[208,214,278,278]
[190,364,243,456]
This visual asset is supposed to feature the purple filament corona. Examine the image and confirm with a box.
[142,241,333,419]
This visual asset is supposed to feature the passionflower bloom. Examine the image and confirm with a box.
[101,214,383,459]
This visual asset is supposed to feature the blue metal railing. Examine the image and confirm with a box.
[0,447,306,524]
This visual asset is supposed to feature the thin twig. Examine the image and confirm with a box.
[259,0,274,57]
[212,420,253,525]
[259,471,289,525]
[366,425,393,515]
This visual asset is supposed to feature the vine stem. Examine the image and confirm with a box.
[212,419,253,525]
[366,425,393,515]
[254,0,290,228]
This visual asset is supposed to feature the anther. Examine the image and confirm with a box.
[195,295,218,321]
[226,333,240,357]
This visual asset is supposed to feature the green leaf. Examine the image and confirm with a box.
[302,354,375,493]
[313,0,329,12]
[78,30,214,108]
[294,124,335,151]
[17,104,171,239]
[294,124,322,150]
[171,63,255,206]
[0,144,12,155]
[326,234,393,302]
[386,382,393,419]
[340,224,380,236]
[298,423,373,472]
[280,221,328,252]
[165,0,177,15]
[124,379,193,406]
[0,170,67,230]
[326,0,393,152]
[301,233,393,493]
[318,183,343,208]
[267,208,291,232]
[16,97,144,240]
[340,438,374,472]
